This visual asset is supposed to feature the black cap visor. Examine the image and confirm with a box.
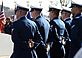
[30,8,42,12]
[48,8,60,12]
[70,4,82,8]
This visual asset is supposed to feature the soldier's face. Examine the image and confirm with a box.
[49,11,54,20]
[61,11,66,20]
[71,7,76,14]
[15,10,21,19]
[31,10,36,19]
[71,7,80,15]
[61,11,69,20]
[49,11,53,17]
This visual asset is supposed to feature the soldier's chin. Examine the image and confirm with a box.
[16,16,20,20]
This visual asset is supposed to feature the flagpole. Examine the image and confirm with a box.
[1,0,3,11]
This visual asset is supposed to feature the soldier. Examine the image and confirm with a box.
[10,3,43,58]
[61,6,71,58]
[61,6,72,36]
[30,4,50,58]
[69,1,82,58]
[46,5,66,58]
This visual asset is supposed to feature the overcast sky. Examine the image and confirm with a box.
[0,0,29,9]
[0,0,15,9]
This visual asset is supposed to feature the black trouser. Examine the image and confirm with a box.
[68,44,80,58]
[50,42,65,58]
[65,40,71,58]
[35,44,48,58]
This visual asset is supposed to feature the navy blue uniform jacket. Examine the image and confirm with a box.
[11,16,42,58]
[69,14,82,58]
[34,16,50,43]
[33,16,50,58]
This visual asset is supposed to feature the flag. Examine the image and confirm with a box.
[0,1,5,20]
[0,1,6,33]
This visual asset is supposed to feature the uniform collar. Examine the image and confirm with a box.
[64,17,71,21]
[73,13,82,19]
[32,16,41,21]
[51,17,58,21]
[19,16,27,20]
[36,16,41,19]
[50,17,58,25]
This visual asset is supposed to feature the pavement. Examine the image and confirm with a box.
[0,33,13,58]
[0,56,10,58]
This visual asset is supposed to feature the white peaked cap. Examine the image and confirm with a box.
[30,2,43,9]
[70,0,82,7]
[72,0,82,5]
[49,5,62,10]
[16,1,29,10]
[49,1,62,10]
[62,6,71,12]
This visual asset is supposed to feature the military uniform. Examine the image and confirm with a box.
[61,7,72,58]
[69,13,82,58]
[48,17,66,58]
[64,18,72,58]
[34,16,50,43]
[64,18,72,37]
[10,4,43,58]
[69,2,82,58]
[30,4,50,58]
[11,16,43,58]
[61,6,72,37]
[47,5,66,58]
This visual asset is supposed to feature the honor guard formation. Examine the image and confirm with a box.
[0,0,82,58]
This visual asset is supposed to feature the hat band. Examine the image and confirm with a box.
[30,8,42,12]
